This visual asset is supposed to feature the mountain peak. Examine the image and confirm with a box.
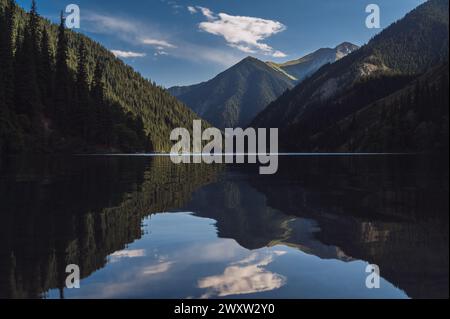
[334,42,359,52]
[335,42,359,58]
[266,42,359,82]
[335,42,358,49]
[169,54,294,128]
[241,56,261,64]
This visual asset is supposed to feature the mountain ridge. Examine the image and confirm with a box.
[169,43,357,128]
[251,0,449,153]
[169,55,295,128]
[267,42,359,82]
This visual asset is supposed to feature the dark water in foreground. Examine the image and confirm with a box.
[0,155,448,299]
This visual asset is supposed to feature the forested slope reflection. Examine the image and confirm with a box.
[0,156,219,298]
[0,156,447,299]
[182,156,449,298]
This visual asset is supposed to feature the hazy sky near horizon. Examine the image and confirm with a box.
[16,0,425,87]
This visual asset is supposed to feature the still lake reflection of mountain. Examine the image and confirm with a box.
[0,155,448,299]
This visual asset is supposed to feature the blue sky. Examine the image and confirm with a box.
[17,0,425,87]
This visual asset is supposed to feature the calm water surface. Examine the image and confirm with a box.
[0,155,448,299]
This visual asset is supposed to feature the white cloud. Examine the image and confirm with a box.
[142,38,175,57]
[142,261,173,275]
[109,249,146,262]
[111,50,146,58]
[85,11,243,67]
[170,43,242,67]
[187,6,197,14]
[154,51,169,56]
[141,38,176,48]
[85,12,138,34]
[161,0,183,12]
[273,50,287,58]
[85,12,176,56]
[196,8,287,58]
[229,44,256,54]
[198,251,287,298]
[197,6,215,20]
[110,249,146,258]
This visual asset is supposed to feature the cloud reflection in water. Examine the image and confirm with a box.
[198,251,287,298]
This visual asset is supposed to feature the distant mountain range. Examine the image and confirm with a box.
[169,43,358,128]
[2,0,448,155]
[251,0,449,153]
[267,42,359,82]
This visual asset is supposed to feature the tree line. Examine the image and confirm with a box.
[309,63,449,153]
[0,0,152,154]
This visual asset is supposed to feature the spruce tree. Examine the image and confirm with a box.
[92,60,105,103]
[92,60,112,146]
[75,39,91,141]
[53,11,70,131]
[29,0,40,53]
[39,26,54,112]
[0,0,15,111]
[0,3,6,154]
[14,0,41,118]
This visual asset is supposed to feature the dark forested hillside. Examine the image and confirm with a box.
[287,63,449,152]
[251,0,449,153]
[0,0,199,154]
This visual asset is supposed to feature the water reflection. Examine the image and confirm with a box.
[198,251,287,298]
[0,156,219,298]
[44,213,406,299]
[0,155,448,299]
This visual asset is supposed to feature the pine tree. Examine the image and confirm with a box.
[92,60,112,146]
[0,2,7,154]
[53,11,71,131]
[39,26,54,112]
[91,60,105,103]
[1,0,25,154]
[0,0,15,111]
[0,3,7,108]
[14,0,41,118]
[75,39,92,141]
[28,0,40,53]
